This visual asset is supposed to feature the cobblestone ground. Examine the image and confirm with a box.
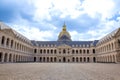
[0,63,120,80]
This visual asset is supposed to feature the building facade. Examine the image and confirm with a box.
[0,22,120,63]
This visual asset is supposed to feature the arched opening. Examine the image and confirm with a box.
[4,53,8,62]
[6,38,10,46]
[54,57,57,62]
[87,57,90,62]
[44,49,46,53]
[34,57,36,62]
[40,57,42,62]
[0,52,2,62]
[93,57,96,62]
[9,54,12,62]
[43,57,45,62]
[47,57,49,62]
[68,59,70,62]
[72,50,75,54]
[72,57,75,62]
[50,57,53,62]
[63,49,66,54]
[34,49,37,53]
[54,50,57,54]
[1,36,5,45]
[83,50,85,54]
[80,57,82,62]
[76,57,78,62]
[11,40,13,48]
[80,50,82,54]
[84,57,86,62]
[87,50,89,54]
[63,57,66,62]
[51,50,53,54]
[93,49,95,54]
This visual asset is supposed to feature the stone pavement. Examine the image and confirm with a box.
[0,63,120,80]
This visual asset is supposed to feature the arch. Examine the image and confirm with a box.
[34,57,36,62]
[6,38,10,46]
[51,49,53,54]
[54,57,57,62]
[83,49,86,54]
[93,49,95,54]
[72,50,75,54]
[11,40,14,48]
[54,50,57,54]
[80,57,82,62]
[93,57,96,62]
[44,49,46,53]
[87,50,89,54]
[76,50,78,54]
[80,50,82,54]
[87,57,90,62]
[0,52,2,62]
[72,57,75,62]
[84,57,86,62]
[43,57,46,62]
[40,57,42,62]
[40,49,42,54]
[63,49,66,54]
[1,36,5,45]
[34,49,37,53]
[76,57,78,62]
[4,53,8,62]
[50,57,53,62]
[47,57,49,62]
[47,49,49,54]
[63,57,66,62]
[9,54,12,62]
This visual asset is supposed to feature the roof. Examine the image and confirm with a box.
[0,22,32,45]
[31,40,98,47]
[97,28,120,45]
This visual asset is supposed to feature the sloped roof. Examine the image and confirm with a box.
[0,22,31,45]
[31,40,98,47]
[97,28,120,45]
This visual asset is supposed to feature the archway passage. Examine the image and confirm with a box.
[63,57,66,62]
[0,52,2,62]
[93,57,96,62]
[34,57,36,62]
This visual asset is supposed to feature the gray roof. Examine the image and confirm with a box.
[31,40,99,47]
[97,28,120,45]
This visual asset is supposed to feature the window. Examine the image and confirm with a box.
[1,36,5,45]
[93,49,95,54]
[34,49,37,53]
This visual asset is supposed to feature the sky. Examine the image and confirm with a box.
[0,0,120,41]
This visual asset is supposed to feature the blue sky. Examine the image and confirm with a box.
[0,0,120,41]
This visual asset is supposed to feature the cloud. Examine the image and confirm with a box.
[1,0,120,41]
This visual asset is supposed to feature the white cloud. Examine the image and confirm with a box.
[82,0,115,20]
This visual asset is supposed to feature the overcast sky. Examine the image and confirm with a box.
[0,0,120,41]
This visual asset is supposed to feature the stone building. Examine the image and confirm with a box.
[0,22,120,63]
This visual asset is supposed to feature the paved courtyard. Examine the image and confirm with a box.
[0,63,120,80]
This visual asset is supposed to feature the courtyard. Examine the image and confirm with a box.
[0,63,120,80]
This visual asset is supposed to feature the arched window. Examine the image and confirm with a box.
[76,50,78,54]
[87,50,89,54]
[6,38,10,46]
[1,36,5,45]
[63,49,66,54]
[83,49,85,53]
[93,49,95,54]
[80,50,82,54]
[34,49,37,53]
[72,50,74,54]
